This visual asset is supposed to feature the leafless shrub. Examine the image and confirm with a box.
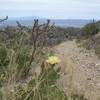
[14,19,54,78]
[29,19,54,66]
[0,16,8,23]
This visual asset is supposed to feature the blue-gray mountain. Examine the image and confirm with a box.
[0,16,93,28]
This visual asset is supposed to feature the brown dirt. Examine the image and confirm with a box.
[53,40,100,100]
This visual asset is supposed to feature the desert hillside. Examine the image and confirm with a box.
[0,18,100,100]
[53,40,100,100]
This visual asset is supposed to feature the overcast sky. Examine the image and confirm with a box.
[0,0,100,19]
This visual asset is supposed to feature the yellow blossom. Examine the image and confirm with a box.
[46,56,60,65]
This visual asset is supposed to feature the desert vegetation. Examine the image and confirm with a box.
[76,20,100,57]
[0,17,100,100]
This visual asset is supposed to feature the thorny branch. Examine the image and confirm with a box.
[0,16,8,23]
[29,19,54,67]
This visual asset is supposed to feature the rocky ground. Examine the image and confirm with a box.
[53,40,100,100]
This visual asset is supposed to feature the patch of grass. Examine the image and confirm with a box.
[76,40,87,49]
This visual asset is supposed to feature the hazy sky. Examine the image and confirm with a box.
[0,0,100,19]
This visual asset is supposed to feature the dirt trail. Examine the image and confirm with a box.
[53,40,100,100]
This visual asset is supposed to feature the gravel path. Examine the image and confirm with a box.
[53,40,100,100]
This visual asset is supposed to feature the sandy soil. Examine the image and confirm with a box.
[53,40,100,100]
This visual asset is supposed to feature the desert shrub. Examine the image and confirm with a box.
[0,44,8,66]
[0,44,9,87]
[15,62,67,100]
[65,27,81,40]
[81,21,99,38]
[47,26,67,46]
[16,47,31,80]
[77,32,100,52]
[0,20,52,83]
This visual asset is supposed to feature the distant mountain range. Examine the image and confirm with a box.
[0,16,93,28]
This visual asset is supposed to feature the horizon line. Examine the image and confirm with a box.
[7,16,99,20]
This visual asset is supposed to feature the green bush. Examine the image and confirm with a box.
[81,21,99,38]
[15,64,67,100]
[0,44,9,66]
[0,44,9,87]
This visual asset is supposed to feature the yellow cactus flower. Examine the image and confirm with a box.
[46,56,60,65]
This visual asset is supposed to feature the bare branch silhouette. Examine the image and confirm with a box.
[0,16,8,23]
